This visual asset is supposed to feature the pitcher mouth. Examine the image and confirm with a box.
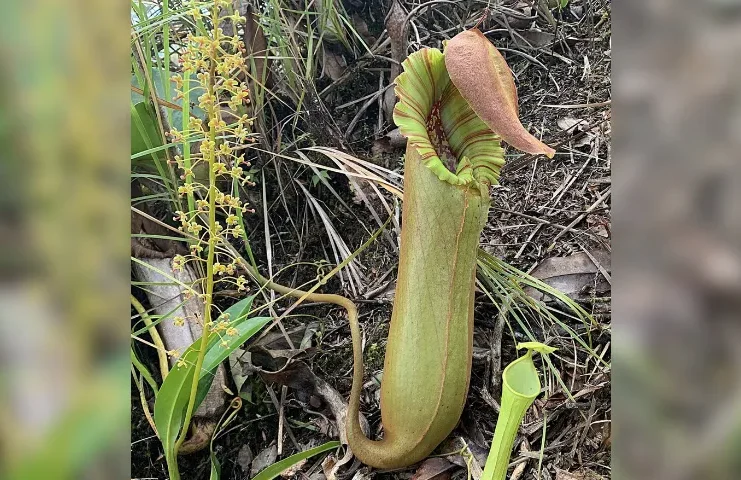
[393,48,505,188]
[502,351,541,400]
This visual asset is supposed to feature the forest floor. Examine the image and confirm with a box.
[132,1,611,479]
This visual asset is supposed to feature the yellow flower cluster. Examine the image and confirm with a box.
[166,1,263,362]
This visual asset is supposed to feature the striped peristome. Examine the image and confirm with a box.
[393,47,505,188]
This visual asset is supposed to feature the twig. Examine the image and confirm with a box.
[542,100,612,109]
[501,118,610,176]
[494,208,583,233]
[266,383,300,452]
[580,245,611,285]
[345,82,392,139]
[278,385,287,455]
[497,47,560,91]
[489,295,509,395]
[515,224,542,259]
[550,146,593,209]
[547,188,611,250]
[336,83,395,110]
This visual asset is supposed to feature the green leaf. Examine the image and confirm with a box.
[131,69,207,127]
[131,101,165,161]
[516,342,557,355]
[210,450,221,480]
[251,441,341,480]
[311,169,329,187]
[154,296,270,474]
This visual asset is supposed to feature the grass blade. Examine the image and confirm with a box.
[252,441,341,480]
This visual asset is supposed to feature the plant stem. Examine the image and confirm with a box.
[182,64,195,214]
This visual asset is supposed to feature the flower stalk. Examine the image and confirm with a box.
[155,1,258,477]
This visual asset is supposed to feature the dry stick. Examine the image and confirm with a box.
[345,82,391,139]
[493,207,593,237]
[337,83,395,110]
[547,188,611,251]
[550,143,594,210]
[278,385,288,454]
[402,0,464,28]
[514,223,542,259]
[489,294,510,395]
[376,72,385,137]
[262,171,295,350]
[580,245,612,285]
[265,383,299,452]
[542,100,612,109]
[501,117,611,175]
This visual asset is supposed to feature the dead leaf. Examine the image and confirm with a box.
[243,6,272,89]
[506,2,536,29]
[509,440,531,480]
[525,250,611,302]
[557,116,588,132]
[300,321,320,349]
[252,444,279,478]
[555,467,605,480]
[351,14,375,46]
[321,455,338,480]
[256,325,308,351]
[411,458,455,480]
[260,361,370,444]
[260,362,321,397]
[516,30,556,49]
[590,223,610,238]
[323,47,347,81]
[350,467,374,480]
[385,0,408,123]
[229,347,250,393]
[371,128,406,156]
[237,444,254,473]
[557,117,597,147]
[441,437,484,480]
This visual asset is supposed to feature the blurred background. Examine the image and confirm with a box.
[0,0,738,478]
[615,0,741,478]
[0,0,130,479]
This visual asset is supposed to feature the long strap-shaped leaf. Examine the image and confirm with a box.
[153,295,270,479]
